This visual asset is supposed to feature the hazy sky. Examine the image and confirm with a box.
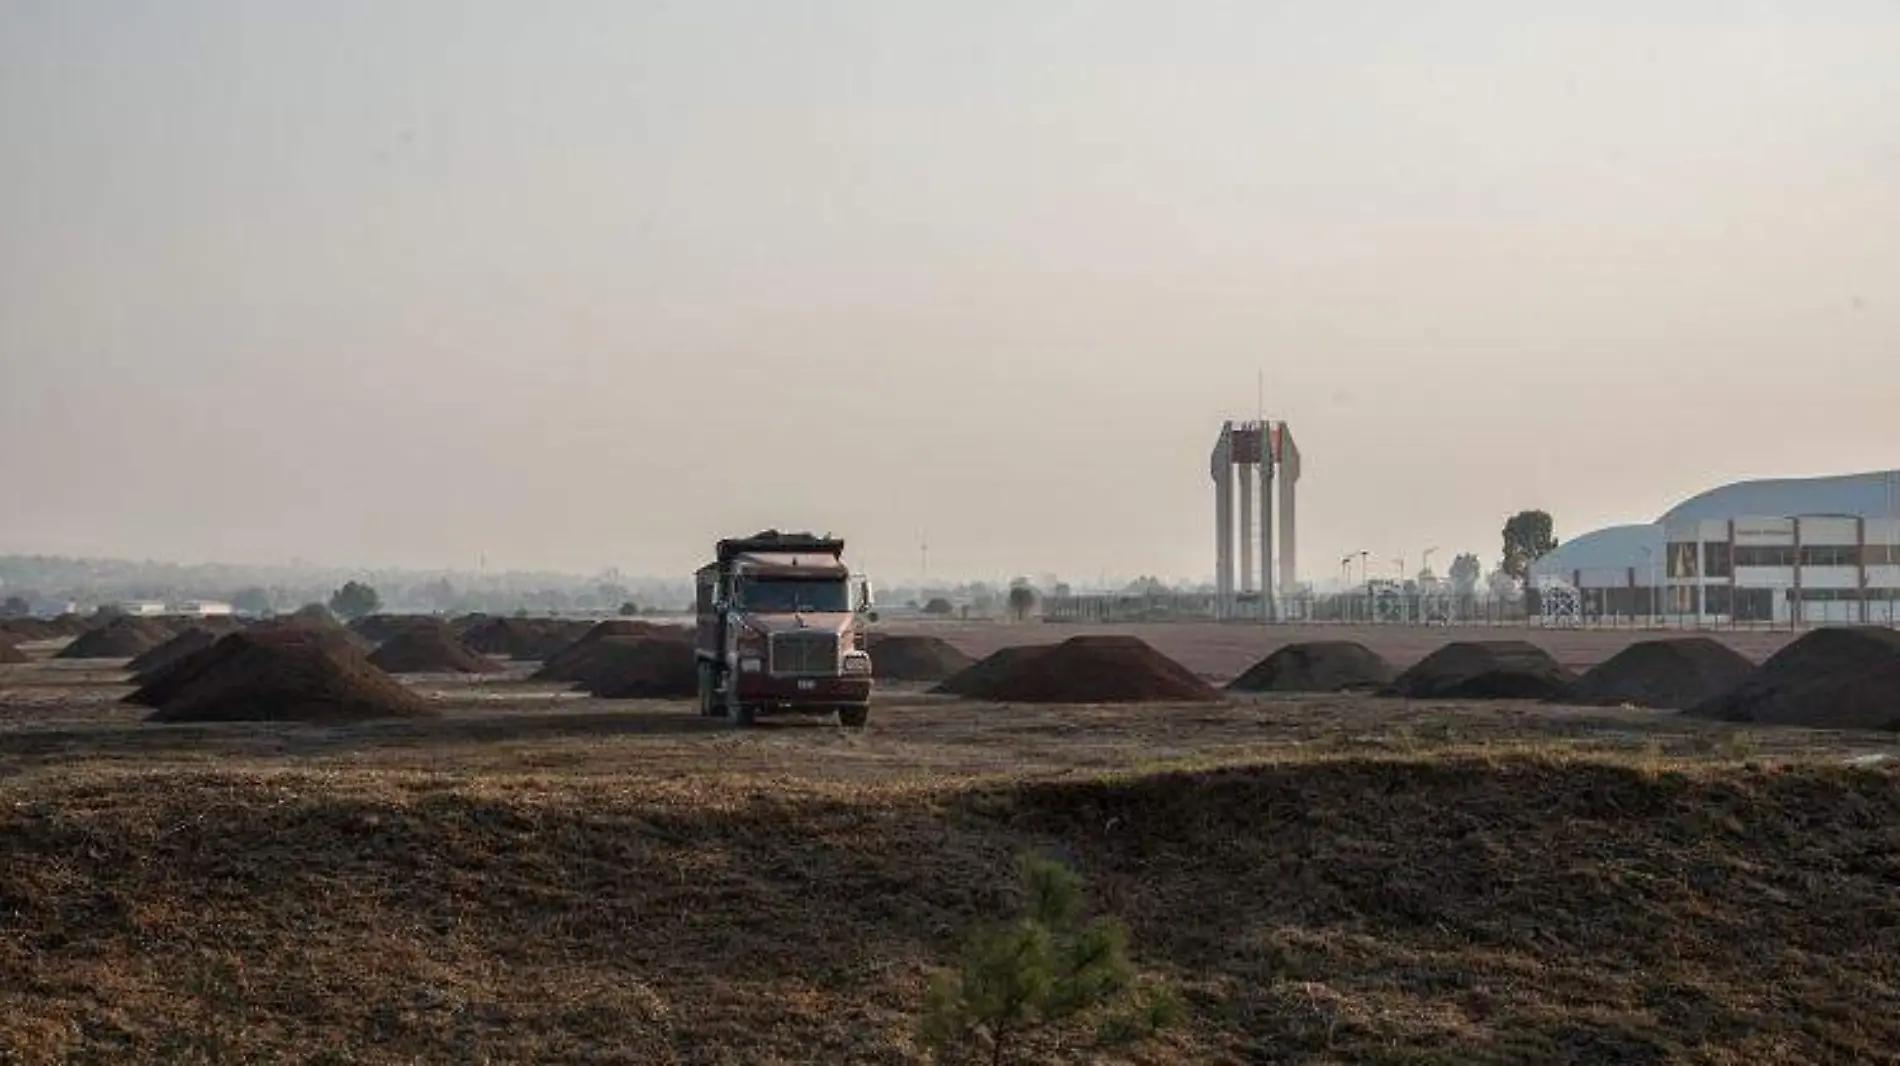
[3,2,1897,585]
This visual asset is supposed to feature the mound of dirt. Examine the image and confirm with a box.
[55,616,173,660]
[1687,626,1900,730]
[142,631,436,724]
[573,638,699,699]
[126,628,220,675]
[0,619,59,643]
[0,640,28,664]
[1227,641,1397,694]
[534,621,692,682]
[367,630,503,675]
[349,614,451,645]
[252,611,372,652]
[1385,641,1576,700]
[865,633,975,682]
[1565,638,1756,710]
[932,645,1053,696]
[127,627,366,705]
[461,618,592,660]
[962,636,1219,704]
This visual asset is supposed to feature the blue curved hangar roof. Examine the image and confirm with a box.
[1533,470,1900,581]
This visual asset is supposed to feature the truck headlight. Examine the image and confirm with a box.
[841,653,872,676]
[740,657,763,673]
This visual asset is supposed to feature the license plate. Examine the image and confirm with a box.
[797,679,816,691]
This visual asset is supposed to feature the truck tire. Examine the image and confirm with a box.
[837,705,869,728]
[696,662,719,717]
[726,701,756,727]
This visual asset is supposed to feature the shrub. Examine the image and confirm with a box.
[919,854,1178,1065]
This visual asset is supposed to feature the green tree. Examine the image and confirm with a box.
[0,596,28,618]
[618,601,641,617]
[1501,511,1558,580]
[230,587,273,617]
[1006,582,1039,622]
[919,854,1178,1066]
[923,597,955,616]
[327,581,382,621]
[1448,553,1482,596]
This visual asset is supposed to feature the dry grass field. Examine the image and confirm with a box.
[3,626,1899,1064]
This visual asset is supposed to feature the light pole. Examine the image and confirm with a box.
[1422,547,1438,581]
[1639,544,1658,627]
[1359,551,1371,624]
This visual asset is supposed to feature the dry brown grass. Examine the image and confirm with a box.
[2,662,1899,1064]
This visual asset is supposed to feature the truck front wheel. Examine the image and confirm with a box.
[696,662,721,717]
[837,705,870,728]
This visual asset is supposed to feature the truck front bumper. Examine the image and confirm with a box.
[734,673,873,709]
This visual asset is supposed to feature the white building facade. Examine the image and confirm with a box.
[1530,470,1900,624]
[1662,515,1900,626]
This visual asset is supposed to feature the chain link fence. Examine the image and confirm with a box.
[1041,590,1900,631]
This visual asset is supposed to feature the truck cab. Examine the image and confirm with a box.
[694,531,875,726]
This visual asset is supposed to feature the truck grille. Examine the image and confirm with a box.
[770,631,839,677]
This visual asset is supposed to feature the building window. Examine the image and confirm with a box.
[1704,541,1733,578]
[1799,545,1858,567]
[1863,544,1900,566]
[1667,542,1700,578]
[1669,585,1700,614]
[1703,585,1733,616]
[1734,546,1796,568]
[1734,588,1774,621]
[1796,588,1863,602]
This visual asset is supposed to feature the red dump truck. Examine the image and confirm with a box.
[694,531,875,726]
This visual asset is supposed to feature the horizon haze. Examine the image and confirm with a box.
[4,2,1897,584]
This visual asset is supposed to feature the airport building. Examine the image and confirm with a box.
[1530,470,1900,625]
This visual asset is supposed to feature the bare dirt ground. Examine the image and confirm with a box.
[3,635,1898,1064]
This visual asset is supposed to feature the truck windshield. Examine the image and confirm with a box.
[738,578,850,613]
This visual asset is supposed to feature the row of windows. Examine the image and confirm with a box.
[1792,587,1900,602]
[1667,586,1900,615]
[1667,542,1900,576]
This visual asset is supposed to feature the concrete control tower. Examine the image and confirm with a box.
[1210,420,1300,619]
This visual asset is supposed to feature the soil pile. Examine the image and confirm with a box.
[126,628,219,675]
[367,630,503,675]
[55,617,174,660]
[1566,638,1755,710]
[1385,641,1576,700]
[932,645,1053,696]
[1228,641,1397,694]
[865,633,974,682]
[140,631,435,724]
[461,617,592,660]
[573,638,699,699]
[534,621,692,682]
[964,636,1219,703]
[127,627,365,704]
[0,619,59,643]
[0,640,28,664]
[1687,626,1900,730]
[253,610,372,652]
[349,614,451,645]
